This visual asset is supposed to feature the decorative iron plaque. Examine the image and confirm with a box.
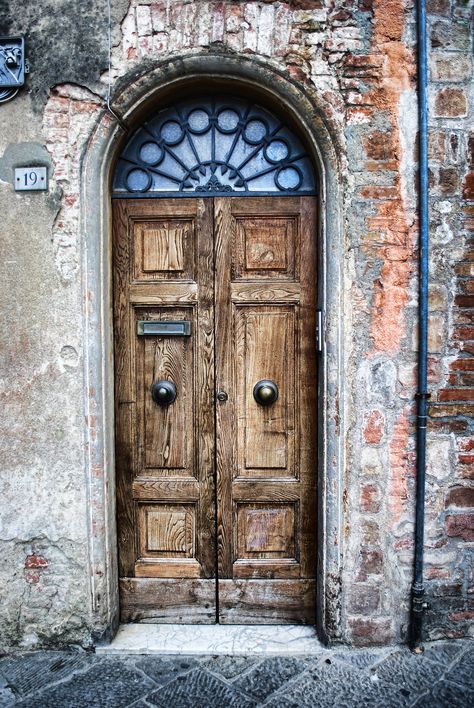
[0,36,25,90]
[113,97,317,198]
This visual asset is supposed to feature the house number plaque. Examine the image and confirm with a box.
[14,166,48,192]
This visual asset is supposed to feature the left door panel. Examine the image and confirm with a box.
[113,199,216,623]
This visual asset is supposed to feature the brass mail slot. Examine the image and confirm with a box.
[137,320,192,336]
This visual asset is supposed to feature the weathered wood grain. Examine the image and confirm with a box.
[120,578,216,623]
[218,579,316,624]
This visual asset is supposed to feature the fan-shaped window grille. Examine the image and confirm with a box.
[112,97,317,198]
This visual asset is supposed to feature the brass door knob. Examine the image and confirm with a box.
[253,380,278,406]
[151,380,177,406]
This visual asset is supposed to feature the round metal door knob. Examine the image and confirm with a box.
[151,380,177,406]
[253,379,279,406]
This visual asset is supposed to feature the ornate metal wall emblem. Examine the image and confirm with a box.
[0,36,25,103]
[113,97,317,197]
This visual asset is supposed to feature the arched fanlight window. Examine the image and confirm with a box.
[112,97,317,197]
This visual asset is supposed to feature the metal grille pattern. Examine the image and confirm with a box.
[112,97,317,197]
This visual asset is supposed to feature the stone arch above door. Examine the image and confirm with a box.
[77,53,345,645]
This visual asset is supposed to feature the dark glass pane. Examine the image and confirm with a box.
[113,97,317,197]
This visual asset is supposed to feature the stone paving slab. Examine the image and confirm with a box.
[0,639,472,707]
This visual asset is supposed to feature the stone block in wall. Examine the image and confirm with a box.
[434,88,468,117]
[431,20,471,51]
[347,584,382,614]
[356,549,383,581]
[431,53,472,82]
[445,485,474,509]
[463,173,474,200]
[445,514,474,541]
[348,617,393,646]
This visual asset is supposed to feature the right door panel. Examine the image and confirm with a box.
[215,196,318,624]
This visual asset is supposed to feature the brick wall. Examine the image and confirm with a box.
[5,0,471,648]
[425,0,474,640]
[41,0,473,645]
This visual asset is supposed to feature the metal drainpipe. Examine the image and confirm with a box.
[410,0,429,652]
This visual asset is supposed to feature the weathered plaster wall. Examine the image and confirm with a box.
[0,95,90,648]
[0,0,472,650]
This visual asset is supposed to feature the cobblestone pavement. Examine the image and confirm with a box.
[0,640,473,707]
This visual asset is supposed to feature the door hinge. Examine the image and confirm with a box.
[316,310,323,353]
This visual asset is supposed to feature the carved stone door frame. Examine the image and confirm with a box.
[79,54,345,645]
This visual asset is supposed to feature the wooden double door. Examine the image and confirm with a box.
[113,196,317,624]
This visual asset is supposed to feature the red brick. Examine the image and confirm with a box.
[359,186,399,199]
[290,1,324,9]
[454,310,474,325]
[427,0,451,15]
[445,486,474,508]
[25,571,41,585]
[425,567,451,579]
[363,410,385,444]
[454,295,474,307]
[429,403,474,417]
[439,167,459,195]
[348,617,393,646]
[439,389,474,402]
[365,131,396,161]
[432,583,463,596]
[24,554,48,570]
[428,419,468,433]
[448,611,474,622]
[458,459,474,479]
[451,359,474,371]
[453,326,474,340]
[360,484,382,513]
[463,173,474,201]
[446,513,474,540]
[455,263,474,276]
[434,88,467,117]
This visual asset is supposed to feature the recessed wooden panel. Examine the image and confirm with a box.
[139,504,194,558]
[137,307,194,475]
[233,216,297,280]
[237,504,295,559]
[245,223,287,270]
[235,306,296,475]
[132,219,193,281]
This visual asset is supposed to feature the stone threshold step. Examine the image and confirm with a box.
[96,624,324,656]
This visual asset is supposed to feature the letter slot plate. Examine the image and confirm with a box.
[137,320,192,336]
